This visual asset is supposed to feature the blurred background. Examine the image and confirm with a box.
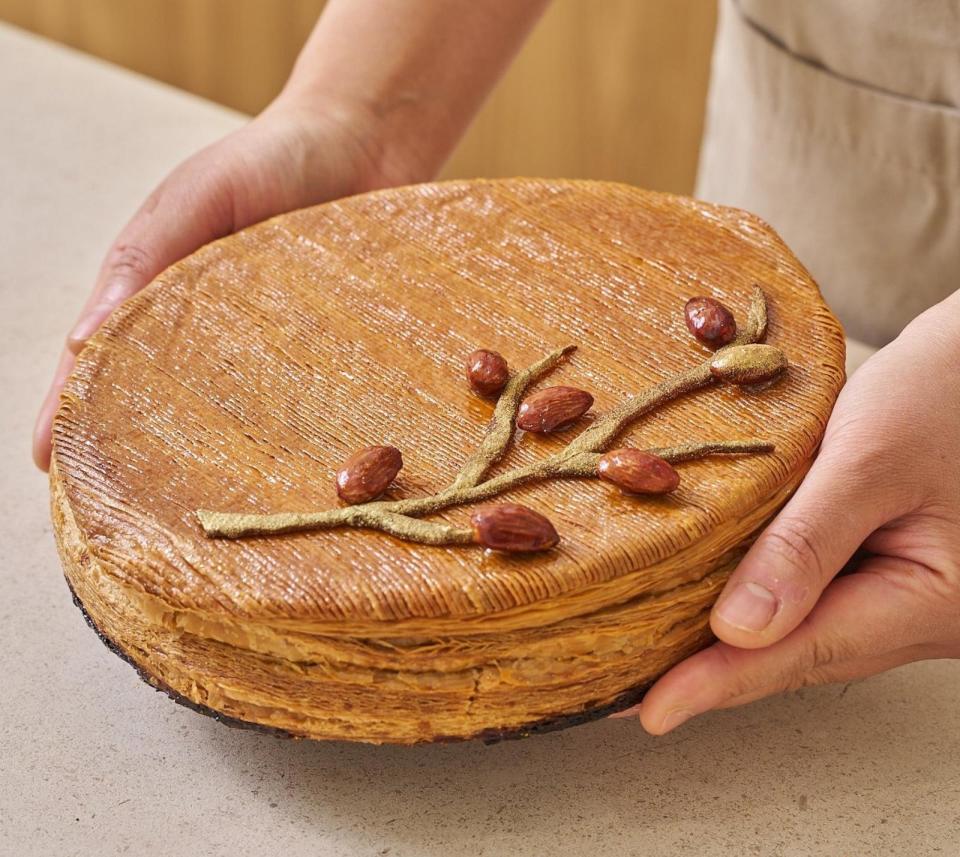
[0,0,717,194]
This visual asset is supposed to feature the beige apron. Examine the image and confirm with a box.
[696,0,960,346]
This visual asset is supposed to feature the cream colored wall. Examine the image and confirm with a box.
[0,0,717,193]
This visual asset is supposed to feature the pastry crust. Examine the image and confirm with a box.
[50,178,845,743]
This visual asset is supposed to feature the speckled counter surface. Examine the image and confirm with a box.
[1,23,956,857]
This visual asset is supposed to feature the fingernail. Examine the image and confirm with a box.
[610,707,640,720]
[67,314,102,353]
[716,581,778,632]
[659,708,694,733]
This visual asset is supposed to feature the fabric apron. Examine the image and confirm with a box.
[696,0,960,346]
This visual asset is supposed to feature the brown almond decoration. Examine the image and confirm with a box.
[465,348,510,397]
[517,386,594,433]
[710,344,787,385]
[597,449,679,495]
[336,445,403,504]
[685,296,737,348]
[470,503,559,553]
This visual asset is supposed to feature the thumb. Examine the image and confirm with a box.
[710,442,892,649]
[65,161,235,355]
[34,155,235,471]
[639,562,932,734]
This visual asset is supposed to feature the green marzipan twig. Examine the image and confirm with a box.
[196,439,775,540]
[737,284,767,344]
[197,289,773,544]
[451,344,577,490]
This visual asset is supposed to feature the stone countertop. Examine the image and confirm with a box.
[2,22,956,857]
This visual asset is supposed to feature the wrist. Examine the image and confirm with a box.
[269,83,439,195]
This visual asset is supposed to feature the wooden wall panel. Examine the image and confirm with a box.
[0,0,325,112]
[444,0,717,191]
[0,0,716,193]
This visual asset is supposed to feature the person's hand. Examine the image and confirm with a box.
[618,294,960,733]
[33,96,403,470]
[33,0,551,471]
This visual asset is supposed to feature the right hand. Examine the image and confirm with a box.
[33,95,405,470]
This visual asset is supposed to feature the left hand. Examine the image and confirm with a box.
[615,293,960,734]
[32,96,401,471]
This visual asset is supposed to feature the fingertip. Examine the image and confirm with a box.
[638,638,765,734]
[638,701,696,735]
[637,704,663,734]
[637,655,715,735]
[66,306,110,354]
[608,704,641,720]
[654,708,696,735]
[33,350,76,472]
[32,399,55,472]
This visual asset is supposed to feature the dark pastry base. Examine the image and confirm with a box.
[66,577,654,745]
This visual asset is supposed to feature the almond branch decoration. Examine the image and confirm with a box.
[197,288,786,553]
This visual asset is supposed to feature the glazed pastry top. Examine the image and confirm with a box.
[51,178,845,624]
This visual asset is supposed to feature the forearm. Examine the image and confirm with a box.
[889,287,960,372]
[277,0,549,185]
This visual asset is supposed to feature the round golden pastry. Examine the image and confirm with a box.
[50,178,845,744]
